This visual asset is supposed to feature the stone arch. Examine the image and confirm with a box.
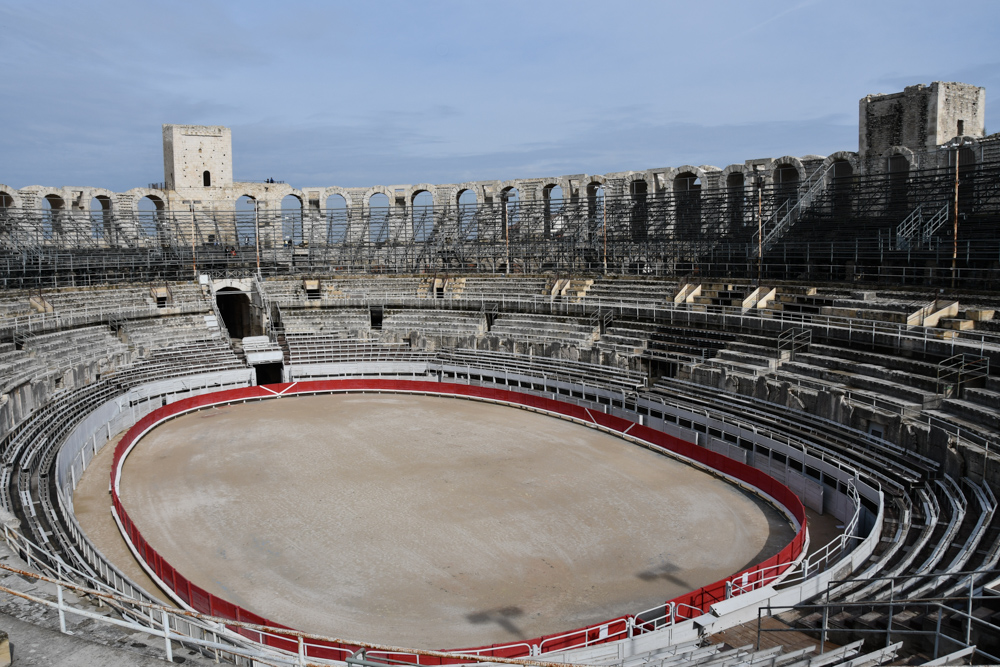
[404,184,437,208]
[770,156,807,183]
[455,184,481,207]
[363,186,394,209]
[405,183,439,208]
[455,182,483,204]
[719,164,751,183]
[322,187,354,209]
[0,185,21,208]
[820,151,860,177]
[498,183,521,237]
[882,146,918,171]
[672,165,708,189]
[622,171,649,190]
[720,165,751,233]
[126,188,168,213]
[672,167,704,239]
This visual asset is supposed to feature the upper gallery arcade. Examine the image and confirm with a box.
[0,81,992,218]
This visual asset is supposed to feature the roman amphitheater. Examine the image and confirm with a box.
[1,81,999,665]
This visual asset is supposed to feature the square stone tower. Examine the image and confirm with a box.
[162,124,233,191]
[859,82,985,160]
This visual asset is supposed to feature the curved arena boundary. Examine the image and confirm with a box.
[109,379,807,663]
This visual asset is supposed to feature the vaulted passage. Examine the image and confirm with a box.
[215,287,252,338]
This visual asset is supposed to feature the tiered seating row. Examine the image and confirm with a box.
[280,308,372,337]
[488,313,598,346]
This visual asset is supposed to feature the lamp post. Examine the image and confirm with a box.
[254,198,261,277]
[754,167,765,284]
[945,137,974,289]
[189,203,197,280]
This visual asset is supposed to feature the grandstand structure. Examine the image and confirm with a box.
[1,81,1000,665]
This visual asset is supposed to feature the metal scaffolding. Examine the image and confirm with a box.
[1,159,999,289]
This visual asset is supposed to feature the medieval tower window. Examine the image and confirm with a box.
[203,170,211,187]
[957,119,965,136]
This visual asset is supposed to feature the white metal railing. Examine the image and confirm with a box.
[895,203,950,250]
[0,339,897,664]
[276,290,1000,358]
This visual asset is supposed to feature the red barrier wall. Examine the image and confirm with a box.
[110,380,807,661]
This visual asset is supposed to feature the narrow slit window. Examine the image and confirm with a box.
[203,170,211,187]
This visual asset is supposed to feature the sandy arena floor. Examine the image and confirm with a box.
[81,393,794,649]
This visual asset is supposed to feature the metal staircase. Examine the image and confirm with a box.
[753,162,836,256]
[894,203,950,250]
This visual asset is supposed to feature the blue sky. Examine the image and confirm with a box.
[1,0,998,192]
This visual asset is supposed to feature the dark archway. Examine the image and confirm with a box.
[673,173,701,239]
[216,286,253,339]
[543,184,563,238]
[90,195,113,242]
[586,183,604,242]
[137,195,166,242]
[831,160,854,219]
[773,165,799,210]
[888,155,910,219]
[368,192,390,244]
[726,173,746,234]
[501,187,520,239]
[412,190,434,242]
[629,179,648,241]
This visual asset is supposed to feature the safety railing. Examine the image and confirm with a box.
[106,380,811,663]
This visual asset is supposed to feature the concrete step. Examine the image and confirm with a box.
[965,387,1000,410]
[942,398,1000,433]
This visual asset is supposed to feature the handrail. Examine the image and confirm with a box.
[754,162,836,254]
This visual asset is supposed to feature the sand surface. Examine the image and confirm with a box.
[94,393,792,649]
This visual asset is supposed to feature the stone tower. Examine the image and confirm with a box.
[162,124,233,192]
[859,82,985,161]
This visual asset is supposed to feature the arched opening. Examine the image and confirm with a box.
[952,146,977,218]
[629,180,648,241]
[726,173,746,233]
[543,185,563,238]
[831,160,854,219]
[501,187,520,239]
[281,194,303,247]
[368,192,390,244]
[586,183,604,241]
[457,189,478,241]
[412,190,434,242]
[887,155,909,218]
[42,194,66,239]
[89,195,113,241]
[0,191,14,208]
[235,196,258,247]
[773,165,799,209]
[215,286,253,339]
[137,195,165,241]
[203,170,212,187]
[673,173,701,238]
[325,193,348,244]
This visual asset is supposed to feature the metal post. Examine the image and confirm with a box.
[953,147,960,289]
[967,575,974,647]
[298,635,306,666]
[255,200,261,277]
[933,604,942,659]
[602,191,608,275]
[56,584,67,634]
[161,609,173,662]
[887,579,894,648]
[190,205,197,280]
[756,175,764,284]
